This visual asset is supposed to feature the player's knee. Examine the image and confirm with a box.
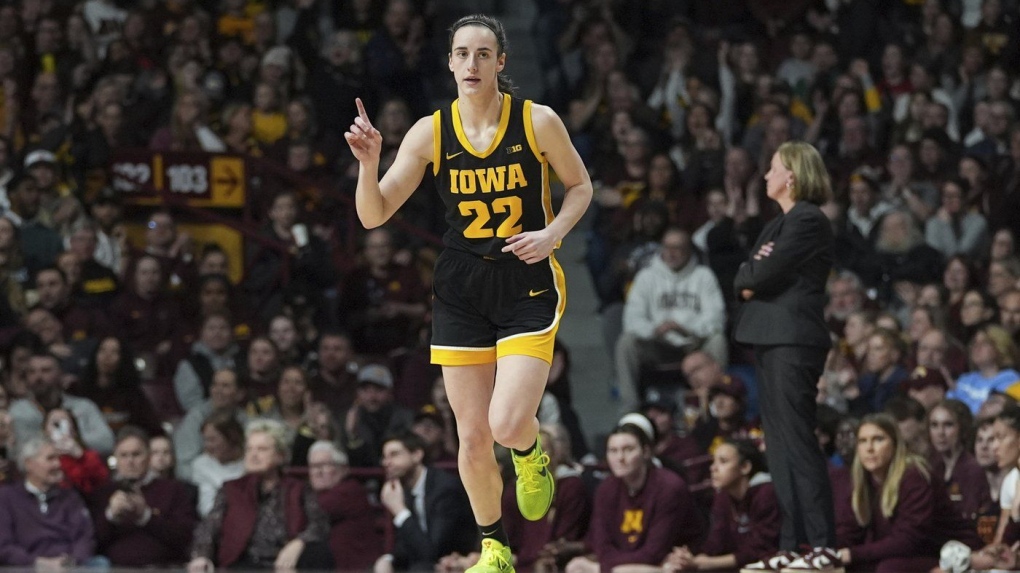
[457,424,493,456]
[488,412,526,447]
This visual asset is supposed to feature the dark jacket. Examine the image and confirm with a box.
[392,468,475,570]
[316,478,384,570]
[90,477,199,566]
[733,201,833,348]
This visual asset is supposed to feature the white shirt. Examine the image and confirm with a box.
[1000,467,1019,511]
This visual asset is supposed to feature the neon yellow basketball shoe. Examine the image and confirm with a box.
[511,435,555,521]
[465,538,515,573]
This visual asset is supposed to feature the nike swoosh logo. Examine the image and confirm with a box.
[529,289,549,297]
[446,151,464,159]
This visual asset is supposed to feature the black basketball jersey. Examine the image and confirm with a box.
[432,94,552,260]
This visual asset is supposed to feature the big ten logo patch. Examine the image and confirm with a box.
[506,144,522,154]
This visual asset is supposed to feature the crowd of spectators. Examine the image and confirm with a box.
[0,0,1018,571]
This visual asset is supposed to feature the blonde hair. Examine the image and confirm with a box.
[777,141,832,205]
[246,418,291,462]
[978,324,1019,369]
[850,413,929,526]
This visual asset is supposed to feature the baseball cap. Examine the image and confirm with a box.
[709,376,747,401]
[24,150,57,169]
[93,187,121,205]
[641,388,677,415]
[902,366,948,393]
[414,404,443,426]
[356,364,393,389]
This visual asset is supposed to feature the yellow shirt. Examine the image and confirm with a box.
[251,111,286,144]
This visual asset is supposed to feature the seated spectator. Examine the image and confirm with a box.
[70,336,162,436]
[243,191,335,322]
[902,365,949,411]
[926,179,990,263]
[34,265,107,345]
[834,413,982,572]
[132,210,198,294]
[991,404,1020,545]
[107,255,179,369]
[973,416,1007,543]
[337,227,428,355]
[928,399,991,521]
[43,408,108,495]
[148,434,178,480]
[860,210,945,305]
[1000,289,1020,345]
[0,437,104,567]
[374,432,475,573]
[849,328,909,415]
[641,389,705,482]
[565,418,702,573]
[190,409,246,516]
[664,439,780,571]
[412,404,458,465]
[65,219,120,309]
[268,314,307,367]
[247,365,316,466]
[174,368,248,480]
[886,396,930,457]
[615,227,728,413]
[915,327,969,384]
[958,288,999,344]
[239,336,282,403]
[340,364,414,467]
[22,306,96,387]
[692,376,760,454]
[173,312,241,412]
[5,171,62,276]
[188,419,333,571]
[148,89,225,152]
[308,440,383,570]
[988,258,1020,299]
[949,325,1020,414]
[90,426,198,566]
[9,352,114,455]
[307,331,359,420]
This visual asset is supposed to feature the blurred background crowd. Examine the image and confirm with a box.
[0,0,1019,571]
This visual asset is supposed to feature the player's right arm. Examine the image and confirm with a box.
[345,97,434,228]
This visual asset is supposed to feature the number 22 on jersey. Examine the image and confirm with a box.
[458,196,523,238]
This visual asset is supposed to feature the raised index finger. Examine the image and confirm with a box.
[355,97,371,125]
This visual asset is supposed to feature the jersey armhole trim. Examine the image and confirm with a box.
[523,100,545,164]
[432,110,442,176]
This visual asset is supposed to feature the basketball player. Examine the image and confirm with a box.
[345,14,593,573]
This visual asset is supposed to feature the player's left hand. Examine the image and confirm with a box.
[502,229,558,264]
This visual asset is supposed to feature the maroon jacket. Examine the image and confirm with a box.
[55,302,108,342]
[657,433,707,484]
[316,478,383,570]
[217,474,308,567]
[107,291,179,355]
[90,477,199,566]
[930,451,993,521]
[699,478,781,566]
[836,465,983,566]
[587,466,703,571]
[504,471,591,569]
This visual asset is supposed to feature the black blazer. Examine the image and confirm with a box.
[733,201,833,348]
[392,467,476,570]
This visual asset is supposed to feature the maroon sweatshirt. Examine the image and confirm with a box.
[588,466,702,571]
[107,291,180,355]
[316,478,383,570]
[930,451,992,521]
[90,477,199,566]
[835,465,983,566]
[699,478,781,566]
[504,470,591,569]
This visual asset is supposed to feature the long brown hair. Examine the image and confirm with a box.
[851,413,929,525]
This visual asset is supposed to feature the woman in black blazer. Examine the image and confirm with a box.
[733,141,839,570]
